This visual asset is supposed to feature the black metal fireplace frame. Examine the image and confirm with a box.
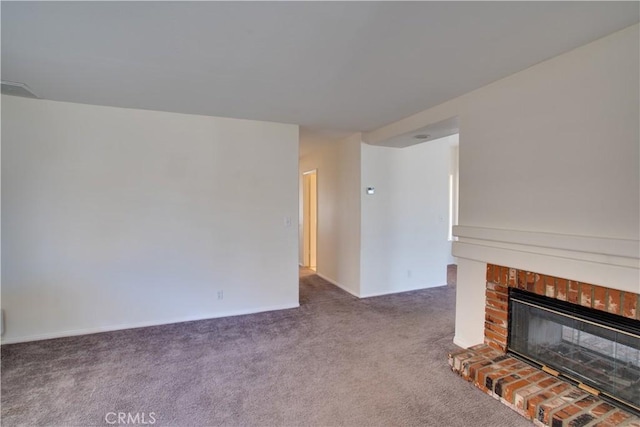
[507,288,640,416]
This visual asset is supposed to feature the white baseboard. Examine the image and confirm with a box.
[359,283,446,299]
[315,273,360,298]
[0,302,300,345]
[315,274,448,300]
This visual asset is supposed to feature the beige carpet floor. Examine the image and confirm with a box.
[1,270,531,426]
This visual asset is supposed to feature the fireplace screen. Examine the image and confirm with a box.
[508,289,640,413]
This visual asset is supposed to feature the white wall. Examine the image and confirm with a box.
[453,258,486,348]
[448,144,459,266]
[1,96,299,344]
[299,133,361,295]
[360,135,456,297]
[336,134,362,295]
[364,24,640,348]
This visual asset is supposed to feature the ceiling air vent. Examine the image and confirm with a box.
[1,81,39,98]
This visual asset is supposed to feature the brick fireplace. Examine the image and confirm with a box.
[449,264,640,427]
[483,264,639,353]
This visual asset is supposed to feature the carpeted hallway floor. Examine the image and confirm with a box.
[1,270,531,427]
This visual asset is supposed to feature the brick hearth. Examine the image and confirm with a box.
[449,345,640,426]
[448,264,640,426]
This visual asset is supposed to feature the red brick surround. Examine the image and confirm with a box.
[484,264,640,353]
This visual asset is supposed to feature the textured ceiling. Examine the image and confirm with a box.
[2,2,638,132]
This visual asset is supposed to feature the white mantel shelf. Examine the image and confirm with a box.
[452,225,640,294]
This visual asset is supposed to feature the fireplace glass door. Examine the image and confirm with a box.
[508,289,640,413]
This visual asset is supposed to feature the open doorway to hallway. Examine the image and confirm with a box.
[302,169,317,271]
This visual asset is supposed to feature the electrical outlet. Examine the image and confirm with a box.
[217,290,224,300]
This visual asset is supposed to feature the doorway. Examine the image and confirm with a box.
[302,170,317,271]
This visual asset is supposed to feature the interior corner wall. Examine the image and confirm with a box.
[1,95,300,344]
[299,133,361,295]
[364,24,640,347]
[336,134,362,295]
[360,135,456,298]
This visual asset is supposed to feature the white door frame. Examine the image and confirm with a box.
[302,169,318,270]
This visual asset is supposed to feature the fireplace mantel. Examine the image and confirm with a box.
[452,225,639,294]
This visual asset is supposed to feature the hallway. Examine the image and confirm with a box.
[299,268,356,306]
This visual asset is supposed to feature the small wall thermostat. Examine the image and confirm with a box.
[366,187,375,195]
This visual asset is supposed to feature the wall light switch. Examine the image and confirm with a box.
[366,187,375,195]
